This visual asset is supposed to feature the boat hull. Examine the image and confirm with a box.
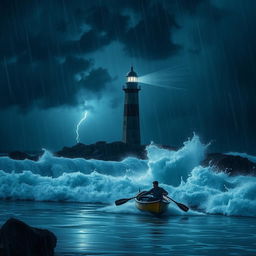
[135,198,170,215]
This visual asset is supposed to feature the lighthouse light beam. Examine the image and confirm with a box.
[138,66,188,91]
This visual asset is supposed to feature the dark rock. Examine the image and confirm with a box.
[56,141,148,161]
[5,142,176,162]
[0,218,57,256]
[202,153,256,176]
[8,151,40,161]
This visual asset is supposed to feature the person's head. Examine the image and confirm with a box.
[153,181,159,188]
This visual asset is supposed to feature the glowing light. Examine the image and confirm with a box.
[76,111,88,143]
[127,76,138,82]
[138,65,188,91]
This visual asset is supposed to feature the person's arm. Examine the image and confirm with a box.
[143,188,153,195]
[161,188,168,196]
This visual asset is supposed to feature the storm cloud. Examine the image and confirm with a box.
[0,55,113,110]
[0,0,221,110]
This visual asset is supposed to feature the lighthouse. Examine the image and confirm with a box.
[122,66,141,145]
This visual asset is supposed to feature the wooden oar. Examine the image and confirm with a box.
[115,196,137,206]
[115,191,147,206]
[164,195,189,212]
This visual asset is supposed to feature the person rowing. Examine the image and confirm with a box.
[141,180,168,201]
[115,181,189,212]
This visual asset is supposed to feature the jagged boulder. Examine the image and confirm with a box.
[56,141,148,161]
[8,151,40,161]
[202,153,256,176]
[0,218,57,256]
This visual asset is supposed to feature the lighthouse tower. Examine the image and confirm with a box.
[122,66,141,145]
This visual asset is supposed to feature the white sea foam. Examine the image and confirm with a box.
[100,202,203,216]
[146,134,207,186]
[0,150,148,178]
[0,135,255,217]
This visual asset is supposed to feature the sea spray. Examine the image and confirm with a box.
[100,201,203,216]
[174,166,256,216]
[0,150,148,178]
[146,135,207,186]
[0,170,140,202]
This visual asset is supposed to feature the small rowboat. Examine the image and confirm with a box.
[135,194,170,215]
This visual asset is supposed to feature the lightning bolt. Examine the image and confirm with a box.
[76,111,88,143]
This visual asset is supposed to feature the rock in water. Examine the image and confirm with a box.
[202,153,256,175]
[8,151,40,161]
[0,218,57,256]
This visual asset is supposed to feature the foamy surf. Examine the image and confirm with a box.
[99,202,203,216]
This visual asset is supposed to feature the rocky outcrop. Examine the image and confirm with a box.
[0,218,57,256]
[202,153,256,176]
[56,141,177,161]
[5,142,175,162]
[8,151,41,161]
[56,141,148,161]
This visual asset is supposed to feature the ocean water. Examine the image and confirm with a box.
[0,201,255,256]
[0,135,255,255]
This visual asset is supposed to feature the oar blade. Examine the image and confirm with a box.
[177,202,189,212]
[115,198,130,206]
[115,191,148,206]
[165,195,189,212]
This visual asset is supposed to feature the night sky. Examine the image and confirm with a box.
[0,0,256,154]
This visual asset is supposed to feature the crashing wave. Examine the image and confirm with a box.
[0,135,255,217]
